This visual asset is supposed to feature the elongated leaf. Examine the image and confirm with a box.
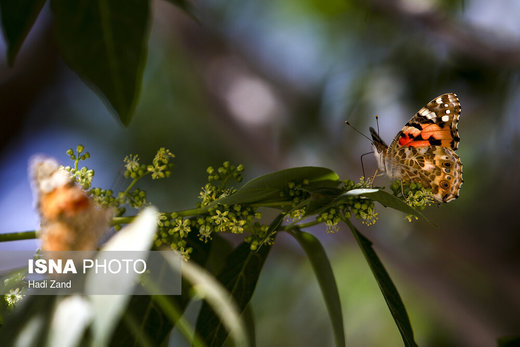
[50,0,150,125]
[194,215,283,346]
[89,207,158,347]
[344,218,418,347]
[241,305,256,347]
[212,167,340,207]
[0,0,45,65]
[288,229,345,347]
[47,296,93,347]
[168,252,248,347]
[109,226,215,347]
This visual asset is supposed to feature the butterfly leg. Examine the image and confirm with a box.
[369,169,379,186]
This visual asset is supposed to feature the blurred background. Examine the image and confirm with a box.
[1,0,519,346]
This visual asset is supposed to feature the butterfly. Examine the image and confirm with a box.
[31,157,112,251]
[370,93,463,203]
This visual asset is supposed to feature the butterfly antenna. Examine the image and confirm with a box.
[360,151,373,178]
[375,115,380,135]
[345,120,373,144]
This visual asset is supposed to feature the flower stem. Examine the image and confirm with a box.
[0,231,37,242]
[284,219,322,230]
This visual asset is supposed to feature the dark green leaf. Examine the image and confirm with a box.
[344,218,418,347]
[50,0,150,125]
[212,167,340,207]
[288,229,345,347]
[498,335,520,347]
[241,305,256,347]
[205,233,235,276]
[0,0,45,65]
[0,295,56,346]
[194,214,283,347]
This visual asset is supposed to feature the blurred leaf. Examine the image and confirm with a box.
[121,312,155,347]
[194,215,282,346]
[0,295,57,346]
[50,0,150,125]
[0,0,45,65]
[498,335,520,347]
[109,226,215,347]
[344,218,418,347]
[212,167,340,207]
[47,296,93,347]
[288,229,345,347]
[88,207,158,347]
[170,251,249,347]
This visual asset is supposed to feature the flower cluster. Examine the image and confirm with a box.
[285,208,306,223]
[153,213,193,261]
[2,271,26,308]
[148,148,175,179]
[342,179,379,226]
[63,145,94,189]
[391,181,434,221]
[317,207,343,233]
[153,162,263,255]
[198,162,244,207]
[282,180,311,208]
[55,146,433,261]
[62,146,175,231]
[244,224,274,251]
[155,203,262,256]
[4,288,23,308]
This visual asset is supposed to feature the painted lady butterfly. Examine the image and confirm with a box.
[370,93,463,203]
[31,157,112,251]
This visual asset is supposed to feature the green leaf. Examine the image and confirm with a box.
[212,167,340,207]
[0,0,45,65]
[344,218,418,347]
[288,229,345,347]
[194,215,282,346]
[50,0,150,125]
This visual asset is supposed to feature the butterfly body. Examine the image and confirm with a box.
[370,93,463,203]
[31,157,111,251]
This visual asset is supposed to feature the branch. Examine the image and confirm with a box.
[367,0,520,67]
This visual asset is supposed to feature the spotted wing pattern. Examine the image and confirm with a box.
[371,93,463,203]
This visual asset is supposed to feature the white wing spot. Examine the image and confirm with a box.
[444,103,449,107]
[436,98,443,104]
[441,115,449,122]
[445,110,451,114]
